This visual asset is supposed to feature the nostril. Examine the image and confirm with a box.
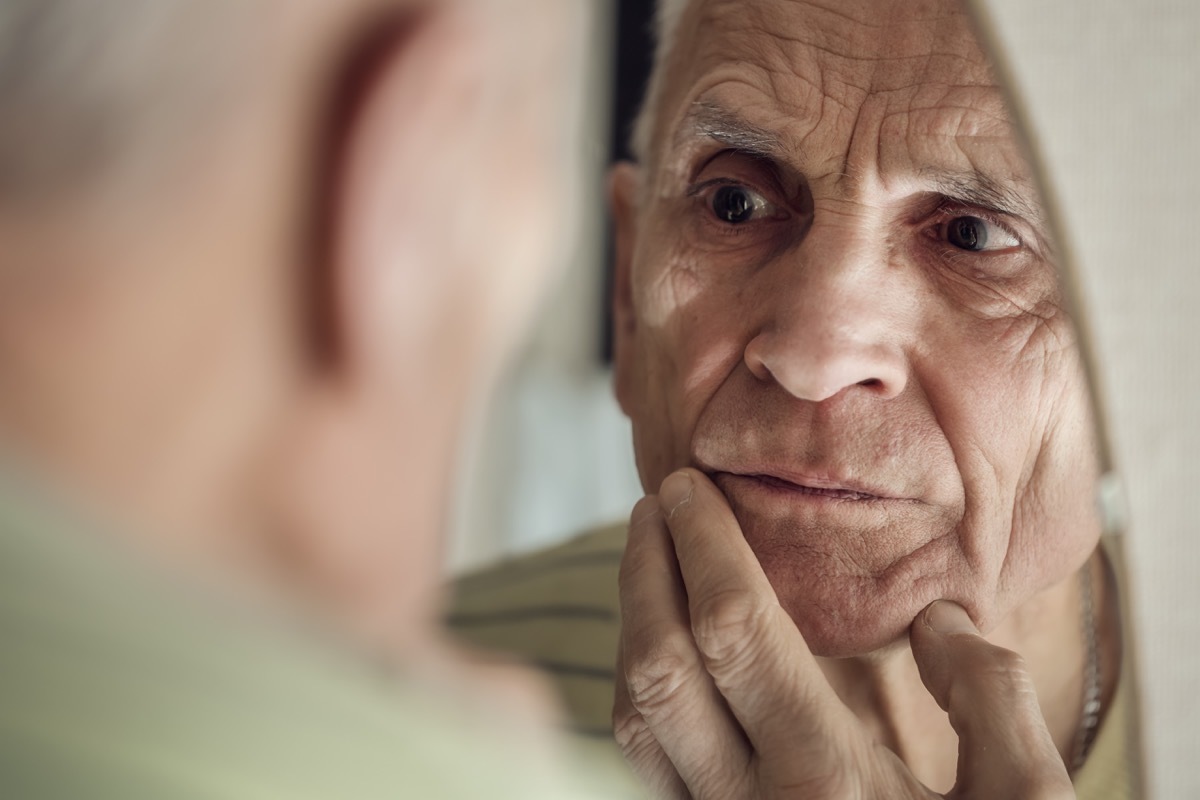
[858,378,883,389]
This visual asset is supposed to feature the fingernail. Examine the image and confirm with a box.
[658,471,693,518]
[924,600,977,636]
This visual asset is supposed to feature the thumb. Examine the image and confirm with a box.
[910,601,1075,800]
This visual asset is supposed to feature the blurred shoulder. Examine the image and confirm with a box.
[449,522,628,738]
[0,477,606,800]
[452,522,627,615]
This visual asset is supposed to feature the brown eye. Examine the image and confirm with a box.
[711,185,761,224]
[945,215,1020,252]
[947,216,988,251]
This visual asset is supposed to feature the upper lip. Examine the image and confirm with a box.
[699,461,905,501]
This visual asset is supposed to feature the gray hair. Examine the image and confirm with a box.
[628,0,689,164]
[0,0,246,203]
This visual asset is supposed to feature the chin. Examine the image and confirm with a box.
[771,577,921,658]
[746,533,957,659]
[726,529,947,658]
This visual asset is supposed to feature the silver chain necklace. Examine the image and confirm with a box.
[1071,562,1103,772]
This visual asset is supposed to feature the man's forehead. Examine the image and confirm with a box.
[679,0,994,78]
[654,0,1034,207]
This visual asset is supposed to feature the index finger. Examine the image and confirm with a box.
[615,494,749,798]
[657,468,856,759]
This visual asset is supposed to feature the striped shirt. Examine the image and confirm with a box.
[451,522,1139,799]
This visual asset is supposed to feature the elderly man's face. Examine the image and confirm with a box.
[612,0,1100,656]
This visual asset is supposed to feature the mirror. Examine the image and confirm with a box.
[452,0,1148,795]
[965,2,1146,795]
[969,2,1200,796]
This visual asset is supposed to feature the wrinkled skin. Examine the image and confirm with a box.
[612,0,1100,657]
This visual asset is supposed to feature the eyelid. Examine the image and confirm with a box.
[686,176,761,198]
[690,147,791,195]
[686,175,786,209]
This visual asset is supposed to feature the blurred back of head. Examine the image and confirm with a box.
[0,0,586,651]
[0,0,242,202]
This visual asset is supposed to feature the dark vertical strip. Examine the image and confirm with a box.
[601,0,657,365]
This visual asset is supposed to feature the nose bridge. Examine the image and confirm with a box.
[745,204,909,402]
[796,208,893,329]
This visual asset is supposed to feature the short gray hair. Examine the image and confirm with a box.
[628,0,689,164]
[0,0,245,203]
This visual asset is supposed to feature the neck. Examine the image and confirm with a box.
[814,549,1114,793]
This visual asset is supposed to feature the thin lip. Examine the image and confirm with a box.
[701,462,910,502]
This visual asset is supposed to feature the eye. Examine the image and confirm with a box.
[708,184,778,224]
[944,215,1021,252]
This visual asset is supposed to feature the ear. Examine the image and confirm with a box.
[609,160,641,418]
[268,7,490,649]
[325,8,485,390]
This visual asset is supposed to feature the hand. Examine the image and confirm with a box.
[612,468,1075,800]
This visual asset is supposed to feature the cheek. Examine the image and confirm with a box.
[1004,359,1100,596]
[628,253,750,485]
[919,309,1099,620]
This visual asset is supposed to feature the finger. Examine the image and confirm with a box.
[910,600,1075,799]
[615,494,750,799]
[657,469,855,761]
[613,639,689,800]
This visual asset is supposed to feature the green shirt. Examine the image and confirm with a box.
[0,474,602,799]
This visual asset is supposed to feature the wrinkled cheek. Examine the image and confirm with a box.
[914,318,1045,568]
[940,314,1097,623]
[632,265,748,485]
[1000,362,1101,604]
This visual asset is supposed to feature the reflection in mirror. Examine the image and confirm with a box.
[451,0,1140,796]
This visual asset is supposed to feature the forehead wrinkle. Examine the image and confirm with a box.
[721,0,992,88]
[658,0,1026,201]
[716,0,974,56]
[671,3,998,135]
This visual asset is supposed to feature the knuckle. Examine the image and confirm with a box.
[690,588,771,671]
[777,766,862,800]
[611,703,657,762]
[949,642,1038,708]
[987,646,1030,677]
[622,633,697,717]
[981,648,1035,695]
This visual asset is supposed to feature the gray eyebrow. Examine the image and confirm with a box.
[674,99,789,161]
[920,167,1045,224]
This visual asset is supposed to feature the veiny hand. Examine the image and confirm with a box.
[613,468,1075,800]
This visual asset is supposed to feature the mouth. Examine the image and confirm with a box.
[706,468,910,504]
[739,473,882,501]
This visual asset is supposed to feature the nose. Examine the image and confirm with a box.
[743,217,909,403]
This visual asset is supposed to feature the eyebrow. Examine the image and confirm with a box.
[920,167,1045,224]
[674,99,1045,224]
[674,99,789,162]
